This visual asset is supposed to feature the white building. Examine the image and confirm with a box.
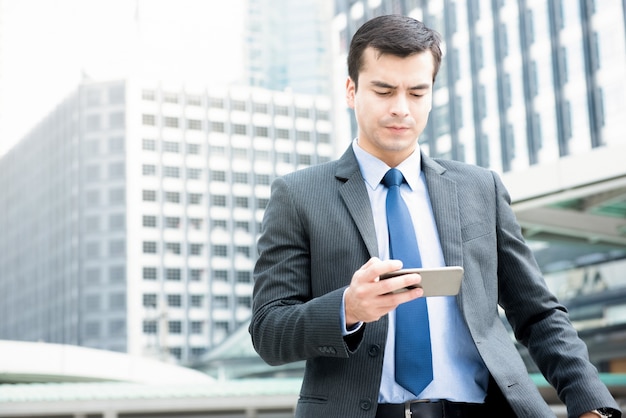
[0,79,334,364]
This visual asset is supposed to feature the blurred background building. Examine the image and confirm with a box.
[0,79,333,364]
[245,0,334,95]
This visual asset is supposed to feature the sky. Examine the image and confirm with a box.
[0,0,246,156]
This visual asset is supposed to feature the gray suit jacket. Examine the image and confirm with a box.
[250,146,619,417]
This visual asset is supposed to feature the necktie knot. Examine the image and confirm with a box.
[383,168,404,188]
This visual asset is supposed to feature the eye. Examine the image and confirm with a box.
[374,90,391,96]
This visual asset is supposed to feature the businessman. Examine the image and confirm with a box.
[250,14,621,418]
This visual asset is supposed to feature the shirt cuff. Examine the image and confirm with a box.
[341,288,363,335]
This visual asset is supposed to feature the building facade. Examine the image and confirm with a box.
[0,79,334,363]
[245,0,335,95]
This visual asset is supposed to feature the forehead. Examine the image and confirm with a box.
[360,47,435,82]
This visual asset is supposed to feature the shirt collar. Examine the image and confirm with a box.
[352,138,422,191]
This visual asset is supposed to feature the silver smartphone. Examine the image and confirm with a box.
[379,266,464,296]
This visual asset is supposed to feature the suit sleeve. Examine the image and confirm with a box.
[492,171,620,417]
[249,176,352,366]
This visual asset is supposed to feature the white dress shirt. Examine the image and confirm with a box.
[350,139,489,404]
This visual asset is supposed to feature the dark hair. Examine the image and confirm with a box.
[347,15,442,89]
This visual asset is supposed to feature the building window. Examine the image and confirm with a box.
[163,141,180,153]
[167,294,182,307]
[142,164,156,176]
[187,143,201,154]
[142,114,156,126]
[143,293,157,308]
[190,295,204,307]
[296,130,311,142]
[165,243,181,255]
[108,136,125,153]
[163,166,180,178]
[257,197,269,209]
[233,172,248,184]
[143,267,157,280]
[165,192,180,203]
[109,266,125,283]
[190,321,204,334]
[237,296,252,308]
[86,114,101,131]
[109,240,125,257]
[86,242,100,259]
[236,270,252,283]
[187,168,202,180]
[85,321,101,338]
[234,221,249,232]
[109,112,125,129]
[109,188,125,204]
[164,117,179,128]
[233,148,247,159]
[295,107,310,118]
[110,213,125,230]
[166,268,181,281]
[255,174,270,185]
[187,119,202,130]
[209,97,224,108]
[253,102,268,114]
[213,245,228,257]
[231,100,247,111]
[109,162,125,179]
[143,215,157,227]
[213,295,229,309]
[109,292,126,310]
[169,321,182,334]
[274,105,289,116]
[276,128,289,139]
[143,241,157,253]
[163,92,178,103]
[233,124,247,135]
[235,196,249,208]
[142,90,155,101]
[189,269,204,281]
[165,217,180,229]
[212,219,227,229]
[189,218,203,230]
[142,138,156,151]
[235,246,250,258]
[298,154,312,166]
[143,320,158,334]
[213,270,228,281]
[211,121,225,133]
[254,126,269,137]
[187,95,202,106]
[142,190,157,201]
[211,170,226,182]
[189,243,203,256]
[188,193,202,205]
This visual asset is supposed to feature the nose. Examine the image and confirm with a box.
[390,94,409,117]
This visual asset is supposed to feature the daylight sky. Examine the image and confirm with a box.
[0,0,245,156]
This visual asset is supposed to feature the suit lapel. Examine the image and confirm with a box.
[336,147,379,258]
[421,153,463,269]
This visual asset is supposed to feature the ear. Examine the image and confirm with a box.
[346,77,356,109]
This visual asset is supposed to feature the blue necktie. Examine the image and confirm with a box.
[383,168,433,397]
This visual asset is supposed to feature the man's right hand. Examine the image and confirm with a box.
[344,257,424,327]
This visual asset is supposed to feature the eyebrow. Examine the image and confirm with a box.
[370,80,431,91]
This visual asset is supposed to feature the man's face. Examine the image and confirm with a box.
[346,47,434,167]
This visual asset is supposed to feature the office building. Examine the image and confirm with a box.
[332,0,626,371]
[0,79,334,363]
[245,0,335,95]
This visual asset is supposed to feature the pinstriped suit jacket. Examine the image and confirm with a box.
[250,146,619,418]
